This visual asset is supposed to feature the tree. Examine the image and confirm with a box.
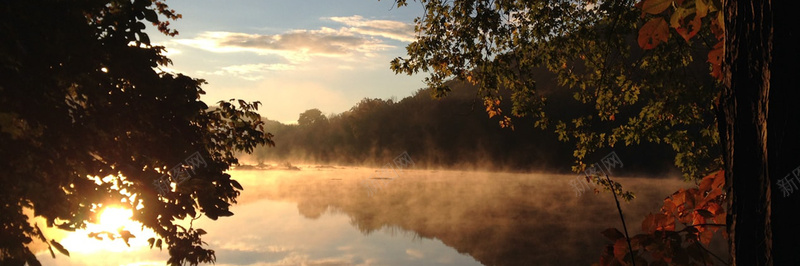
[298,108,327,127]
[0,0,273,265]
[722,0,800,265]
[389,0,798,264]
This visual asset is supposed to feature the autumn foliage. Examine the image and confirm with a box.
[596,171,727,265]
[636,0,725,80]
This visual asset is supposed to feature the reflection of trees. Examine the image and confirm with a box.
[250,170,720,266]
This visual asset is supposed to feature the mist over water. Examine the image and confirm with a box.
[33,167,728,266]
[196,167,716,266]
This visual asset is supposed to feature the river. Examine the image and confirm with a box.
[37,167,716,266]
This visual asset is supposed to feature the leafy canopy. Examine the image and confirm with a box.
[390,0,722,186]
[1,0,273,265]
[388,0,730,264]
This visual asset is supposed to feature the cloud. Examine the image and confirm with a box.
[198,63,295,81]
[327,15,416,42]
[406,249,425,259]
[175,29,391,64]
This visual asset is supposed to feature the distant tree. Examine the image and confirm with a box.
[298,108,327,127]
[389,0,799,265]
[0,0,273,265]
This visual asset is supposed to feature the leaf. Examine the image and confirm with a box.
[144,9,158,23]
[687,242,708,263]
[138,32,150,45]
[642,214,658,233]
[698,171,715,192]
[148,237,155,248]
[231,180,243,190]
[602,228,626,241]
[119,230,136,247]
[699,229,714,245]
[696,0,709,18]
[25,249,43,266]
[47,245,55,259]
[638,18,670,50]
[642,0,673,14]
[669,7,691,28]
[714,212,726,225]
[711,169,725,189]
[674,14,702,42]
[631,234,652,250]
[156,239,163,250]
[696,209,714,218]
[613,239,630,262]
[50,240,70,257]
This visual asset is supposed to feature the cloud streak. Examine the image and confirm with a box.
[198,63,295,81]
[175,16,413,61]
[175,28,392,64]
[327,15,416,42]
[172,16,414,82]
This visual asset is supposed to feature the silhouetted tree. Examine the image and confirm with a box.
[0,1,273,265]
[298,108,327,127]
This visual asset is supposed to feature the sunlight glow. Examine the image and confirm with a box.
[59,206,158,254]
[98,207,132,232]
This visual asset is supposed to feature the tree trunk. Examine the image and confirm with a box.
[767,0,800,265]
[722,0,773,265]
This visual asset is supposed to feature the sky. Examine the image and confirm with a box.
[147,0,427,124]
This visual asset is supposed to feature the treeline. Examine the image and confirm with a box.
[244,80,677,174]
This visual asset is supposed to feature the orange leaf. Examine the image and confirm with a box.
[698,170,721,192]
[642,0,673,14]
[699,230,714,245]
[642,214,658,233]
[706,202,722,215]
[714,212,726,225]
[675,14,702,42]
[614,239,630,262]
[692,212,706,229]
[639,18,670,50]
[710,169,725,189]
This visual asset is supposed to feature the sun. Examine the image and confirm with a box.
[58,206,157,253]
[97,207,133,232]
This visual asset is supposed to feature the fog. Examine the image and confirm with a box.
[228,168,724,265]
[34,166,728,265]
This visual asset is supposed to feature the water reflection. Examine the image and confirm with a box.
[37,168,696,265]
[223,168,688,266]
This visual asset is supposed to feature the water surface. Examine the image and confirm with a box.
[37,168,696,265]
